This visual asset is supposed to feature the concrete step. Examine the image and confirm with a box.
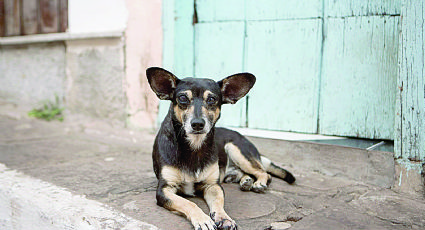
[0,163,158,230]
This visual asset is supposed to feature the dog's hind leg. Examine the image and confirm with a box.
[223,166,244,183]
[223,166,254,191]
[224,143,271,193]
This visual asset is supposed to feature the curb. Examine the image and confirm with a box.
[0,163,159,230]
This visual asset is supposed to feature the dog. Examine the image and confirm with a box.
[146,67,295,230]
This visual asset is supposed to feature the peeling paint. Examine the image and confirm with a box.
[397,158,423,172]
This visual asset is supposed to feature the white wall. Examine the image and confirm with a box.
[68,0,128,34]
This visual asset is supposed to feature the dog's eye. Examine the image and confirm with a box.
[178,95,190,104]
[206,96,217,105]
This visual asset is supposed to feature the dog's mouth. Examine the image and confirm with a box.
[189,130,206,135]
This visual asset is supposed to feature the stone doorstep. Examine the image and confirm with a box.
[245,135,397,189]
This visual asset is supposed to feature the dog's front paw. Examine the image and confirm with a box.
[192,212,217,230]
[210,212,237,230]
[251,181,267,193]
[239,175,253,191]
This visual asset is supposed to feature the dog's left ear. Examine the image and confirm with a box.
[146,67,180,100]
[218,73,256,104]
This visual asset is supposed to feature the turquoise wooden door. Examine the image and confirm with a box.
[194,21,247,127]
[162,0,400,140]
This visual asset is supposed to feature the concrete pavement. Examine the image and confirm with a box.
[0,103,424,230]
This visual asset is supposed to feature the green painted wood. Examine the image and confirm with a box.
[196,0,245,22]
[245,19,323,133]
[163,0,404,143]
[173,0,195,77]
[319,16,399,140]
[246,0,322,20]
[158,0,195,126]
[194,21,246,127]
[395,0,425,160]
[197,0,323,22]
[324,0,400,17]
[162,0,176,71]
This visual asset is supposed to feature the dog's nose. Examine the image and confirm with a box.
[191,118,205,131]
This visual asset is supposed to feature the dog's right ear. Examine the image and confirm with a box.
[146,67,180,100]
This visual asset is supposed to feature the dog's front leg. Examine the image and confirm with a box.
[204,184,237,230]
[157,183,216,230]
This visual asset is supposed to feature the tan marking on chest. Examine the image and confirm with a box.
[161,163,220,195]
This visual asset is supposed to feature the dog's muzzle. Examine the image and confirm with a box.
[191,118,205,133]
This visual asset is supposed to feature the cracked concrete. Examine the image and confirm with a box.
[0,103,424,230]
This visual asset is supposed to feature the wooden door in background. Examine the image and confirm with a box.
[162,0,400,140]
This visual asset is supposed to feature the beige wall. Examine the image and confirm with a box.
[124,0,162,130]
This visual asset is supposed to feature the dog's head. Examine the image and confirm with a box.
[146,67,255,149]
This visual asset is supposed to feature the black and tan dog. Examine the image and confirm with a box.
[146,67,295,230]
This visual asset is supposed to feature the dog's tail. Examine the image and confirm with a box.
[261,156,296,184]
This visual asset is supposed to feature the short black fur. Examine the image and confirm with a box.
[147,67,294,230]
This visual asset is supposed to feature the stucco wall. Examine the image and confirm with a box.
[124,0,162,129]
[0,42,66,106]
[66,38,127,122]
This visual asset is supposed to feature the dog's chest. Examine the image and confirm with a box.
[180,171,201,196]
[161,163,219,196]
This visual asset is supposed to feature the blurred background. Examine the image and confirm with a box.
[0,0,423,160]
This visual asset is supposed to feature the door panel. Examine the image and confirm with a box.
[245,20,323,133]
[324,0,400,17]
[246,0,322,20]
[194,21,247,127]
[319,16,399,139]
[196,0,245,22]
[164,0,400,140]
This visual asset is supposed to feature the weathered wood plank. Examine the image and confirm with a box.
[39,0,59,34]
[194,22,246,127]
[59,0,68,32]
[319,16,399,140]
[246,0,322,20]
[0,0,5,36]
[325,0,401,17]
[173,0,194,76]
[162,0,175,71]
[196,0,245,22]
[395,0,425,160]
[4,0,20,36]
[21,0,38,35]
[245,19,322,133]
